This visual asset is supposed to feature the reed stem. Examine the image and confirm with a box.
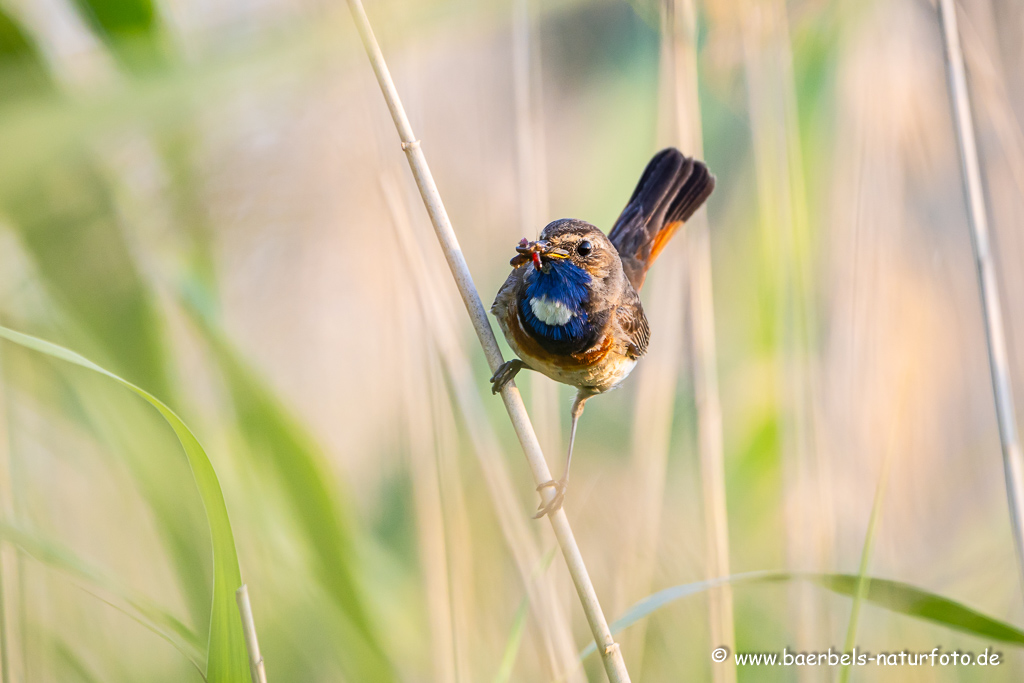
[937,0,1024,592]
[235,585,268,683]
[382,175,583,681]
[665,4,736,680]
[837,388,905,683]
[345,1,630,680]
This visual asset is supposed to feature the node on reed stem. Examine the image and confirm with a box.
[382,174,584,682]
[345,1,631,679]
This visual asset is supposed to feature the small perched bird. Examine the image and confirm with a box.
[490,148,715,517]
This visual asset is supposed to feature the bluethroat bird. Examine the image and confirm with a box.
[490,148,715,517]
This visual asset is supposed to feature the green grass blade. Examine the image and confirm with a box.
[3,156,215,626]
[580,571,1024,659]
[81,590,207,681]
[183,304,395,681]
[54,640,104,683]
[0,521,203,657]
[71,0,157,39]
[0,326,249,683]
[70,0,168,71]
[0,8,53,98]
[808,574,1024,645]
[839,432,896,683]
[492,547,558,683]
[493,598,529,683]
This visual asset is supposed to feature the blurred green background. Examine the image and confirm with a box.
[2,0,1024,680]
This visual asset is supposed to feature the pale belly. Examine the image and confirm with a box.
[522,349,637,394]
[496,308,638,394]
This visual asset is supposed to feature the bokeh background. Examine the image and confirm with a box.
[2,0,1024,680]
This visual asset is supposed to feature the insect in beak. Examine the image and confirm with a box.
[510,239,570,270]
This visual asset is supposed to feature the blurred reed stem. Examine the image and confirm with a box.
[738,1,832,670]
[345,2,630,678]
[664,4,737,682]
[0,343,18,683]
[235,585,268,683]
[837,388,904,683]
[956,11,1024,205]
[382,176,583,682]
[937,0,1024,592]
[425,349,476,682]
[508,12,582,676]
[613,0,709,674]
[511,0,563,477]
[395,293,459,683]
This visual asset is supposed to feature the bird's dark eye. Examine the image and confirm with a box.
[577,240,592,257]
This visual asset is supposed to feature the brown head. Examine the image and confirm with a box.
[512,219,630,306]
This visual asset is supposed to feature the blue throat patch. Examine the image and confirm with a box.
[519,260,592,342]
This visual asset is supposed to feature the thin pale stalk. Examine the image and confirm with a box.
[395,298,458,683]
[738,2,831,670]
[382,176,584,682]
[611,1,688,674]
[426,352,476,682]
[508,5,584,678]
[937,0,1024,592]
[512,0,562,475]
[836,420,897,683]
[511,0,549,241]
[666,3,736,680]
[0,242,26,683]
[0,346,18,683]
[956,10,1024,212]
[345,2,630,678]
[235,585,267,683]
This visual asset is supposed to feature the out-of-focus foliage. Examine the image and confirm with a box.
[581,571,1024,660]
[2,0,1024,681]
[187,305,396,682]
[71,0,168,70]
[0,9,50,97]
[0,326,247,682]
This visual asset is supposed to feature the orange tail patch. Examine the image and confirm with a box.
[608,149,715,291]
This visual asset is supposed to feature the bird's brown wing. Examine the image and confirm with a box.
[608,148,715,291]
[491,267,526,319]
[616,296,650,359]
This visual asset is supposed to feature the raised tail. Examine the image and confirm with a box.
[608,148,715,290]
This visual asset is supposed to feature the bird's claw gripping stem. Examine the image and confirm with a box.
[490,359,528,394]
[533,478,568,518]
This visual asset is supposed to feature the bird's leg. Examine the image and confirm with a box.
[490,358,529,394]
[534,390,591,518]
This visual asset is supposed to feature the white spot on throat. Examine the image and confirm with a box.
[530,296,574,326]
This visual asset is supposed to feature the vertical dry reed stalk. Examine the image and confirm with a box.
[836,372,911,683]
[393,249,475,683]
[382,176,584,682]
[345,2,631,678]
[0,341,22,683]
[508,8,587,677]
[425,350,476,682]
[611,0,697,674]
[737,2,832,671]
[956,8,1024,221]
[936,0,1024,592]
[235,585,268,683]
[511,0,563,484]
[666,2,736,681]
[394,284,459,683]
